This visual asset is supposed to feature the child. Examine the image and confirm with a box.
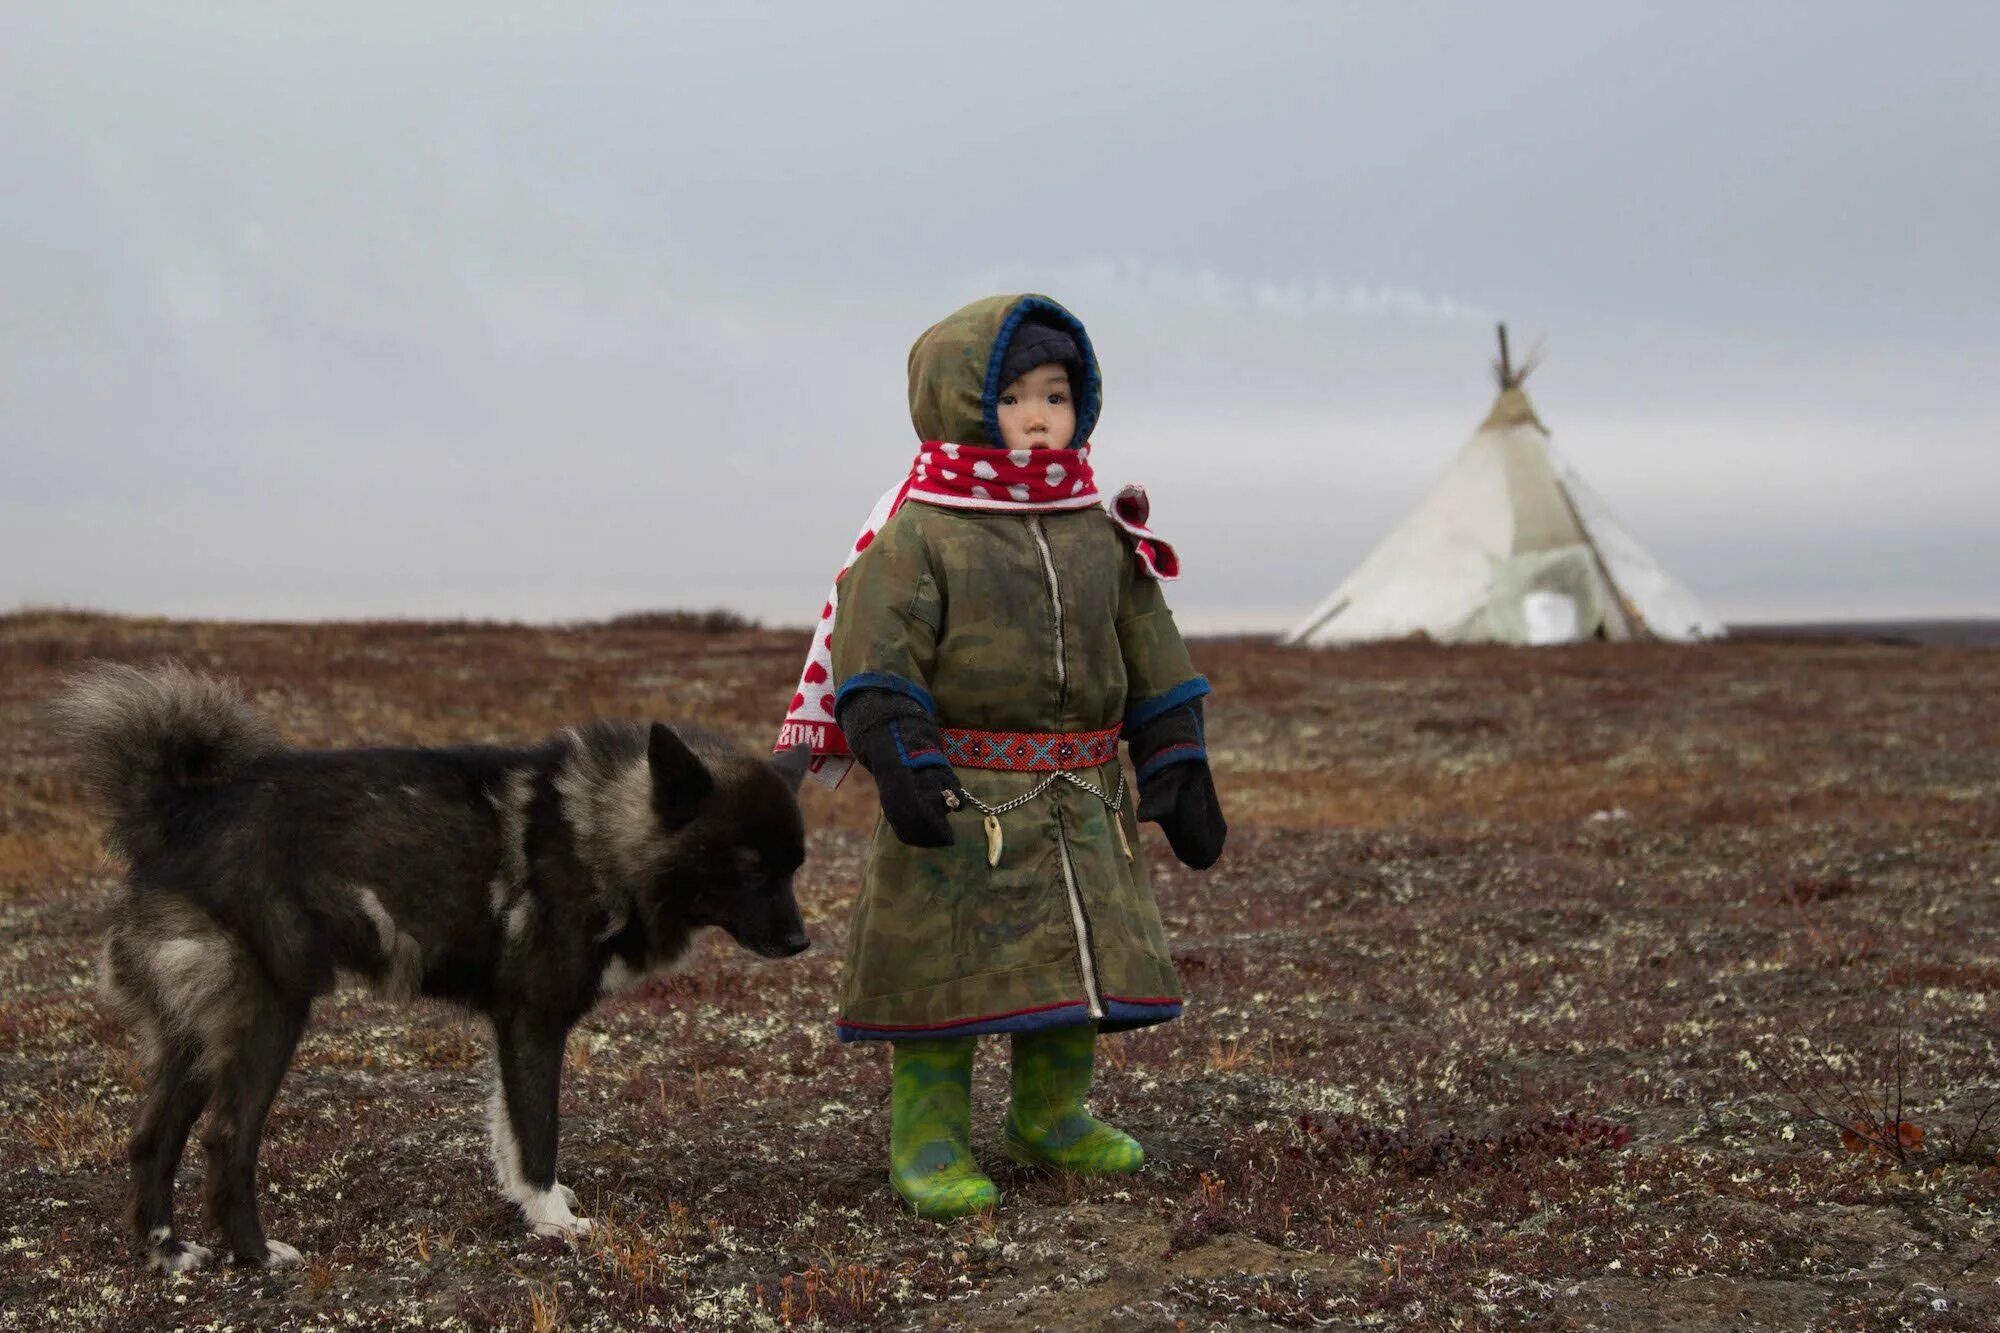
[777,293,1225,1219]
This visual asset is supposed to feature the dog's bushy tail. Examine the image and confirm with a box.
[54,662,280,862]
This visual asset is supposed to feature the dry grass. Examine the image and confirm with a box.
[0,611,1996,1330]
[20,1080,121,1172]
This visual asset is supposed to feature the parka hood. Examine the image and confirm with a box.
[906,294,1102,448]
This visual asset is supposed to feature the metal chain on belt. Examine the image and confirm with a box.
[943,767,1129,868]
[952,766,1124,818]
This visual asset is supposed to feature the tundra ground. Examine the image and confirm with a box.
[1,611,1994,1330]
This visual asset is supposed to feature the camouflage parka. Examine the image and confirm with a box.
[829,294,1205,1041]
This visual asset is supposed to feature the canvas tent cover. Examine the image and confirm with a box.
[1286,357,1722,647]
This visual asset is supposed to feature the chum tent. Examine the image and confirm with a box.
[1286,328,1723,647]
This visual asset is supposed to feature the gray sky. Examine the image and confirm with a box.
[4,3,1996,631]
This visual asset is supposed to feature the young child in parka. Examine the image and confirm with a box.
[776,293,1226,1219]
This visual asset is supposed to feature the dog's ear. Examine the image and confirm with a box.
[770,743,812,796]
[648,723,714,828]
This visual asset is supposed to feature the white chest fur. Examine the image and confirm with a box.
[594,937,692,998]
[596,956,647,996]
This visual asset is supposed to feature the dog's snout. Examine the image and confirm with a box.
[746,924,811,959]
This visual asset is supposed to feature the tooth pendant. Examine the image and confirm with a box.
[983,814,1003,868]
[1114,814,1134,862]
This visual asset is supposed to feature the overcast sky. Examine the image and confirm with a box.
[4,3,1995,631]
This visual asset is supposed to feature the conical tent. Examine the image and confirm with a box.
[1286,328,1723,647]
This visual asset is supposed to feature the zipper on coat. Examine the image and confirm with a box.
[1029,516,1098,1017]
[1028,518,1068,713]
[1055,811,1104,1019]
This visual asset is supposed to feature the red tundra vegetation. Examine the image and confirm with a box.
[1,610,1995,1330]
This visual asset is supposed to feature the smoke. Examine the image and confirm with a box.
[973,257,1494,325]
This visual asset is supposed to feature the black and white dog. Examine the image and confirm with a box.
[57,663,811,1272]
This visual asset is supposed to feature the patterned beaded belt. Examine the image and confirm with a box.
[940,725,1122,771]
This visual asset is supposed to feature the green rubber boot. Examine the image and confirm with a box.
[889,1037,998,1220]
[1002,1025,1145,1175]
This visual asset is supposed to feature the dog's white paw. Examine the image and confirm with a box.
[148,1240,213,1274]
[517,1183,591,1238]
[262,1239,304,1268]
[556,1182,579,1210]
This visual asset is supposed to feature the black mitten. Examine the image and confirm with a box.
[1128,698,1227,869]
[1137,763,1226,869]
[836,686,960,848]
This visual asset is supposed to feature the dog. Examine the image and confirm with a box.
[56,662,811,1272]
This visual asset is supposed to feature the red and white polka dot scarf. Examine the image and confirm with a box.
[775,441,1179,787]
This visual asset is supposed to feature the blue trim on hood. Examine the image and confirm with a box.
[981,296,1103,450]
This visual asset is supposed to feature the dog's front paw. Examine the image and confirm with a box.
[229,1238,303,1268]
[147,1240,213,1274]
[262,1240,304,1268]
[518,1184,591,1238]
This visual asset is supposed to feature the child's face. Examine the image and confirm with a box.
[995,363,1077,452]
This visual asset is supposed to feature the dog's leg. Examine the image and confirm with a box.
[485,1083,577,1211]
[129,1038,214,1274]
[200,997,309,1267]
[491,1015,591,1237]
